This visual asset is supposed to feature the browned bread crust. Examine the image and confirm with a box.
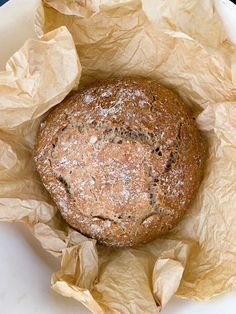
[34,77,206,247]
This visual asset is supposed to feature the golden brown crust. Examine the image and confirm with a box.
[34,77,206,247]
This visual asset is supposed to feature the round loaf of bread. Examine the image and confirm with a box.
[34,77,205,247]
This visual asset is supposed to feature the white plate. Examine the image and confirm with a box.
[0,1,236,313]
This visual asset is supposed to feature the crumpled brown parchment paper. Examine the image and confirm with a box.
[1,0,236,313]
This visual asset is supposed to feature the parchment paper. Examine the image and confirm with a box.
[1,0,236,313]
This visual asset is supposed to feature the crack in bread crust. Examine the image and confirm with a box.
[50,121,181,225]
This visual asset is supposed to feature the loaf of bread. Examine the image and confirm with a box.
[34,77,206,247]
